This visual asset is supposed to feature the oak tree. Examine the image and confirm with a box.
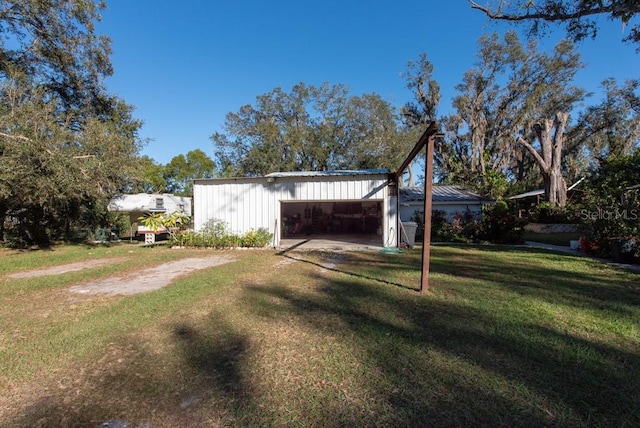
[0,1,143,245]
[469,0,640,49]
[132,156,168,194]
[212,82,409,177]
[441,31,585,196]
[400,53,442,186]
[164,149,216,196]
[0,0,113,111]
[0,84,142,244]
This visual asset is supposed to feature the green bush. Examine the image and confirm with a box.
[168,219,273,249]
[481,201,527,244]
[200,218,229,238]
[418,202,526,245]
[409,210,425,241]
[433,211,472,243]
[530,202,576,224]
[241,228,273,248]
[580,150,640,258]
[411,207,523,245]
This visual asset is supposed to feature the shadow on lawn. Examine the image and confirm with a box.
[281,251,420,291]
[8,245,639,427]
[238,247,640,427]
[9,316,255,427]
[432,245,640,315]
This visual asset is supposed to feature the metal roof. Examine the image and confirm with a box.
[399,186,491,203]
[508,189,544,200]
[508,177,585,200]
[265,169,389,178]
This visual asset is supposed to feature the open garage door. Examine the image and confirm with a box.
[280,200,383,244]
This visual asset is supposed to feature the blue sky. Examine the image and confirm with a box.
[99,1,639,165]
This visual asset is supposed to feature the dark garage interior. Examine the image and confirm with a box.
[280,200,383,238]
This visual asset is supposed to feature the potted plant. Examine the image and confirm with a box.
[579,236,595,253]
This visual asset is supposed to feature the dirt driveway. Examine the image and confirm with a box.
[8,255,236,295]
[7,258,129,278]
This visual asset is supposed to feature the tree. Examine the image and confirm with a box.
[571,78,640,161]
[0,83,142,245]
[131,156,167,194]
[0,2,143,246]
[340,93,412,170]
[469,0,640,50]
[401,53,441,127]
[164,149,216,196]
[517,112,570,207]
[581,149,640,257]
[0,0,113,112]
[440,32,585,195]
[212,82,409,177]
[400,53,441,186]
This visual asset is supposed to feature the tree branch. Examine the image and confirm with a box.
[517,136,549,173]
[0,131,32,142]
[468,0,640,23]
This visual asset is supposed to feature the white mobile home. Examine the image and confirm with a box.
[194,170,399,247]
[108,193,192,234]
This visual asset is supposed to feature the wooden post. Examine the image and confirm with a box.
[392,121,439,293]
[420,133,436,293]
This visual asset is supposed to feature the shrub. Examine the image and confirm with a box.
[168,219,273,249]
[436,211,470,243]
[409,210,489,244]
[481,200,527,244]
[241,228,273,248]
[531,202,576,224]
[580,150,640,258]
[409,210,425,241]
[430,210,449,241]
[200,218,229,238]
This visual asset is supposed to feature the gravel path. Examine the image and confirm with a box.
[7,258,128,278]
[68,256,235,295]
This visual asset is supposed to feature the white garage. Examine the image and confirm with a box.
[193,169,399,248]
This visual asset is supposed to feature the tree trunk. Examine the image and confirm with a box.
[398,162,416,187]
[407,163,415,187]
[471,116,487,175]
[518,112,569,207]
[550,169,567,207]
[0,200,6,242]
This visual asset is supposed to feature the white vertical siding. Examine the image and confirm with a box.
[194,181,275,235]
[194,173,394,246]
[386,195,398,247]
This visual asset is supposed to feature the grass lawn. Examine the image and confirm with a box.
[0,243,638,427]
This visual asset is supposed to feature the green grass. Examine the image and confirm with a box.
[1,243,638,427]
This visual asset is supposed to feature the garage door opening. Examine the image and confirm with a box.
[280,200,383,244]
